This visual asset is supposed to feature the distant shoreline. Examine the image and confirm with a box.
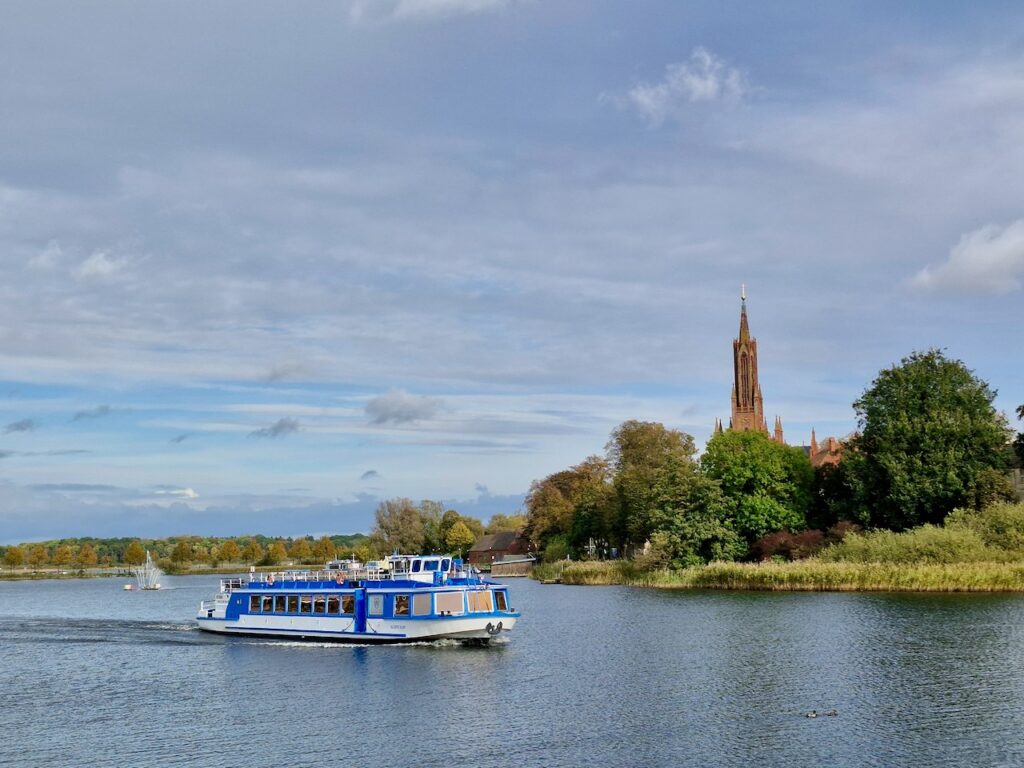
[0,564,252,582]
[533,560,1024,592]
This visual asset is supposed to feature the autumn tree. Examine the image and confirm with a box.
[313,536,336,563]
[445,521,476,558]
[27,544,49,569]
[242,539,264,564]
[170,540,194,564]
[525,456,613,558]
[485,513,528,534]
[219,539,242,563]
[4,545,24,571]
[845,349,1014,530]
[288,538,313,563]
[264,539,288,566]
[701,429,812,543]
[76,544,98,568]
[124,540,146,567]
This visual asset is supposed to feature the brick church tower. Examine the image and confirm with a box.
[714,287,784,443]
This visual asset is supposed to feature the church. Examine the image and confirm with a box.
[714,287,842,469]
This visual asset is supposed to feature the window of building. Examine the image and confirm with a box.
[495,591,508,612]
[274,595,287,613]
[435,591,463,615]
[313,596,326,614]
[327,595,340,614]
[287,595,298,613]
[412,593,431,616]
[261,596,273,613]
[394,594,410,616]
[368,594,383,616]
[342,594,355,615]
[300,595,312,614]
[249,595,261,613]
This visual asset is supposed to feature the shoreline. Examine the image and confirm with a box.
[533,560,1024,592]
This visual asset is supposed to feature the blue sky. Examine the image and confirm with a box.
[2,0,1023,542]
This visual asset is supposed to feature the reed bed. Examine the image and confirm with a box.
[537,559,1024,592]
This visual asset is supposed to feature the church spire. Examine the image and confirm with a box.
[738,284,750,343]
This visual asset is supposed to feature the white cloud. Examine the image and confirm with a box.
[28,240,62,270]
[911,219,1024,295]
[366,390,442,424]
[619,48,749,126]
[73,250,129,281]
[155,487,199,499]
[350,0,515,22]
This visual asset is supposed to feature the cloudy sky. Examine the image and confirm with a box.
[2,0,1023,542]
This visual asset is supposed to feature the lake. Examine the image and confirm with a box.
[2,575,1024,767]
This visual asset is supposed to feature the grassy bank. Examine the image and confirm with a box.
[534,559,1024,592]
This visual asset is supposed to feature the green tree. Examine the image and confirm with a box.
[369,498,426,554]
[701,430,812,543]
[4,545,25,571]
[27,544,49,569]
[1014,404,1024,465]
[525,457,612,554]
[445,520,477,558]
[608,420,699,548]
[847,349,1014,530]
[264,539,288,566]
[219,540,242,563]
[76,543,98,568]
[650,453,744,566]
[124,540,146,566]
[242,540,264,564]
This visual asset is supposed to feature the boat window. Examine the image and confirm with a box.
[274,595,287,613]
[412,593,431,616]
[435,592,463,615]
[441,559,450,572]
[394,595,410,616]
[369,594,383,616]
[468,591,492,613]
[261,596,273,613]
[424,559,439,572]
[313,596,326,614]
[342,594,355,615]
[495,591,508,612]
[249,595,261,613]
[287,596,298,613]
[300,596,312,614]
[327,595,340,613]
[411,560,422,573]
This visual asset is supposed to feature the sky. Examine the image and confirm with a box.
[2,0,1023,543]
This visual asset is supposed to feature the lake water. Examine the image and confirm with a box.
[2,576,1024,767]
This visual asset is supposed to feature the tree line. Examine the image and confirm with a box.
[1,533,368,572]
[525,349,1022,567]
[365,498,526,558]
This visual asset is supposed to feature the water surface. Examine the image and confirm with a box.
[2,576,1024,767]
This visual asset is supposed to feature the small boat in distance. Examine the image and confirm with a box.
[135,551,164,591]
[196,555,519,644]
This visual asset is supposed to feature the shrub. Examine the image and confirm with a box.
[946,502,1024,554]
[819,524,993,564]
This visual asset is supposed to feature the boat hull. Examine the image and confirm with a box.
[196,614,516,643]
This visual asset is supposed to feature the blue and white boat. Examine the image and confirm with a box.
[196,555,520,644]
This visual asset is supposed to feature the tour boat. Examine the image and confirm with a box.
[195,555,520,644]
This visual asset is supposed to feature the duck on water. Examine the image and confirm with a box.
[196,555,520,644]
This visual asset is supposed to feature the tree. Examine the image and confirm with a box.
[701,430,812,543]
[242,540,264,564]
[219,539,242,563]
[288,538,313,563]
[1015,404,1024,465]
[419,500,446,554]
[76,544,98,568]
[265,539,288,566]
[607,421,698,548]
[445,521,477,558]
[52,545,74,568]
[525,457,612,554]
[369,498,425,554]
[313,536,336,563]
[170,540,194,564]
[124,540,146,567]
[27,544,49,569]
[847,349,1013,530]
[485,513,528,534]
[4,545,25,571]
